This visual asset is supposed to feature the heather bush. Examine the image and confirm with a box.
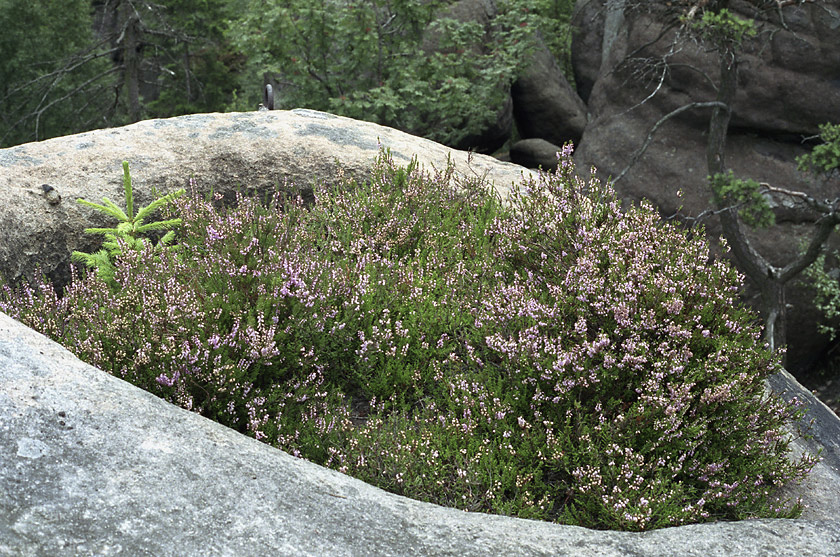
[0,149,815,531]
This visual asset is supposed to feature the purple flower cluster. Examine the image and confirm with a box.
[0,149,814,531]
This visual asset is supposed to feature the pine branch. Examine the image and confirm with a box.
[77,198,130,223]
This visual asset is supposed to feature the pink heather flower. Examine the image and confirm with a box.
[575,316,587,336]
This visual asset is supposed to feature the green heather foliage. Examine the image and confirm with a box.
[1,150,814,531]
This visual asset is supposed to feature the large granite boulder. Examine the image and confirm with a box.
[2,310,840,555]
[570,0,840,373]
[1,111,840,554]
[511,35,588,147]
[0,109,531,293]
[572,1,840,129]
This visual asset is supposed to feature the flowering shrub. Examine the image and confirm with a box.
[0,149,815,531]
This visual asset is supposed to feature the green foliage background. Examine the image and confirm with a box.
[142,0,241,118]
[0,0,575,149]
[229,0,573,147]
[0,0,113,146]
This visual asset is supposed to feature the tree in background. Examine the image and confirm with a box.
[800,123,840,339]
[0,0,116,146]
[0,0,576,149]
[0,0,240,147]
[610,0,839,360]
[529,0,576,78]
[89,0,241,123]
[229,0,575,148]
[97,0,241,120]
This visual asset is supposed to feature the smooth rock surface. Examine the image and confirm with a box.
[509,138,563,171]
[0,109,532,292]
[1,310,840,556]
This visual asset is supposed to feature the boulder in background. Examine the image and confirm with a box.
[511,35,588,147]
[509,137,564,171]
[570,0,840,373]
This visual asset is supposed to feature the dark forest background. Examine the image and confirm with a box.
[0,0,575,149]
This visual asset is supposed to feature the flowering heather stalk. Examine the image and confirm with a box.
[0,148,815,531]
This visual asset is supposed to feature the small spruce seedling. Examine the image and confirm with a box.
[72,161,185,290]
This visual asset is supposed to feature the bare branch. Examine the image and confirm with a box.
[760,182,840,215]
[776,0,817,6]
[1,44,118,103]
[685,0,710,21]
[2,66,122,145]
[779,213,840,282]
[613,101,727,184]
[717,206,772,284]
[664,196,753,226]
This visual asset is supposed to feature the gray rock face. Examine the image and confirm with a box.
[0,109,531,292]
[573,1,840,131]
[2,310,840,555]
[569,0,840,372]
[509,137,563,171]
[511,36,588,147]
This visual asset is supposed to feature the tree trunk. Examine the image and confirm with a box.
[761,280,786,354]
[183,42,192,102]
[121,1,141,123]
[705,48,736,177]
[706,39,788,358]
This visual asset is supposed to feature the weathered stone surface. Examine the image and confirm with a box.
[511,35,588,147]
[0,109,531,292]
[570,0,610,104]
[767,368,840,521]
[570,0,840,373]
[2,310,839,556]
[573,1,840,131]
[509,137,563,171]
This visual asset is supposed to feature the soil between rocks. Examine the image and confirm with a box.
[805,374,840,417]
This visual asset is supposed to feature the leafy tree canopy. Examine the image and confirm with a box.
[228,0,574,148]
[0,0,575,149]
[0,0,112,146]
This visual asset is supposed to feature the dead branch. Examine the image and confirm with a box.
[613,100,727,184]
